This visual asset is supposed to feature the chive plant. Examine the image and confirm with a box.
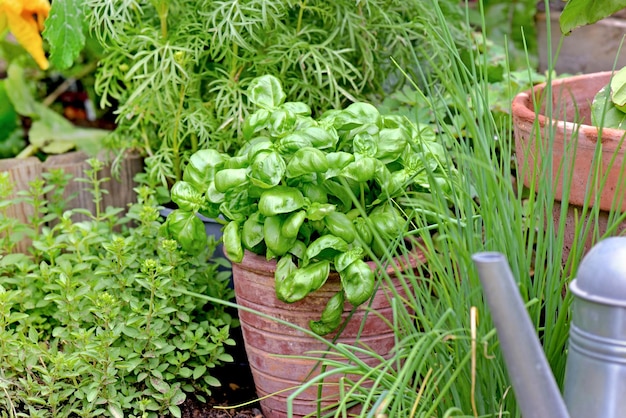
[293,2,626,417]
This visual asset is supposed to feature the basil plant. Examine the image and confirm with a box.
[167,75,456,335]
[591,66,626,130]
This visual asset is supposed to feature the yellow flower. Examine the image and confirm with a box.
[0,0,51,70]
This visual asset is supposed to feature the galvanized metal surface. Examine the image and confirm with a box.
[474,238,626,418]
[565,237,626,418]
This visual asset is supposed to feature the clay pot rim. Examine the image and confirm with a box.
[512,71,626,151]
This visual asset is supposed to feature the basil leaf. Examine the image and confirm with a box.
[330,102,382,131]
[214,168,249,193]
[334,248,364,273]
[280,101,311,116]
[219,189,253,223]
[300,126,339,150]
[242,212,265,250]
[340,260,375,306]
[592,85,626,129]
[353,132,378,157]
[243,109,271,140]
[166,210,206,255]
[258,186,306,216]
[183,149,226,190]
[341,157,378,182]
[275,255,297,283]
[223,221,244,263]
[323,211,357,244]
[306,202,336,221]
[376,127,409,163]
[304,235,349,263]
[170,181,203,212]
[281,210,306,239]
[285,147,329,178]
[263,215,297,256]
[325,152,355,178]
[248,75,286,109]
[276,133,313,154]
[276,260,331,303]
[249,151,286,188]
[309,292,345,336]
[269,108,297,137]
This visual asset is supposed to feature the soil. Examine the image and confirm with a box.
[180,315,266,418]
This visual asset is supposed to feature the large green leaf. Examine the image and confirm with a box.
[560,0,626,34]
[591,85,626,129]
[43,0,86,69]
[28,105,108,155]
[611,66,626,108]
[5,61,108,155]
[0,81,18,142]
[5,62,39,117]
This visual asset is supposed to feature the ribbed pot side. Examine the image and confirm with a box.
[231,249,424,418]
[512,71,626,263]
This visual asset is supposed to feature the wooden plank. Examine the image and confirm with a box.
[0,157,42,253]
[43,151,95,220]
[99,152,144,212]
[0,151,144,252]
[0,157,41,223]
[42,151,144,221]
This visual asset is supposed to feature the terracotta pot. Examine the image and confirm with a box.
[231,249,424,418]
[512,71,626,262]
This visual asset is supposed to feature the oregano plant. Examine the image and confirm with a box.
[0,161,236,417]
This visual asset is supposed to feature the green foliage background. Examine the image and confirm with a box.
[82,0,467,189]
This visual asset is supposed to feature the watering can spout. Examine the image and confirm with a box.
[472,252,570,418]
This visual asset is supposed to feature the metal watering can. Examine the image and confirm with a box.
[472,237,626,418]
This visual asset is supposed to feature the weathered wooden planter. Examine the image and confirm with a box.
[0,151,143,252]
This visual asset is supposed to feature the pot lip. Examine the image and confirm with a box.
[512,70,626,148]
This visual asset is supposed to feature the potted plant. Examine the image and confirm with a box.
[512,1,626,263]
[79,0,469,262]
[165,75,459,417]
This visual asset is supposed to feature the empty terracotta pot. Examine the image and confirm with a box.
[231,249,424,418]
[512,71,626,262]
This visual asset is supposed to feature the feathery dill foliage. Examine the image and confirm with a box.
[85,0,467,188]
